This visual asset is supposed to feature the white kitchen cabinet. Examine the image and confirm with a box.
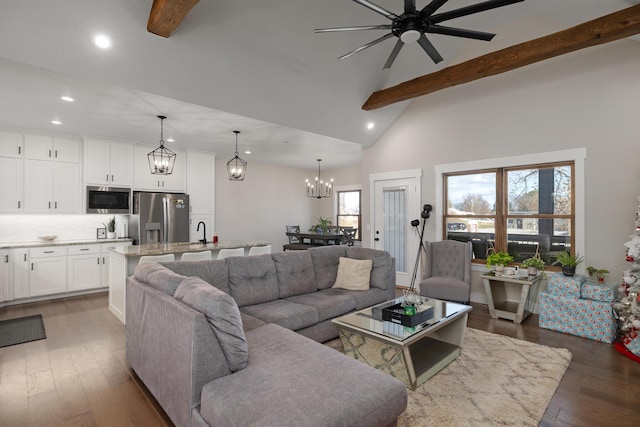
[24,160,81,213]
[0,131,23,157]
[187,150,215,215]
[68,244,103,292]
[134,144,186,192]
[84,138,134,186]
[100,241,131,290]
[0,157,23,213]
[0,250,9,302]
[24,134,80,163]
[12,249,29,299]
[29,247,67,297]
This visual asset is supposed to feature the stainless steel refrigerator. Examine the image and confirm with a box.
[129,192,190,245]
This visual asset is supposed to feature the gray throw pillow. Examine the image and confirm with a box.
[174,277,249,372]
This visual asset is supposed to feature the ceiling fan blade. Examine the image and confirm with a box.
[428,24,495,41]
[339,32,395,60]
[352,0,399,20]
[431,0,524,24]
[417,34,443,64]
[383,39,404,69]
[421,0,449,17]
[404,0,417,15]
[315,25,391,33]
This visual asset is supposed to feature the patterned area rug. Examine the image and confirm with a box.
[326,327,571,427]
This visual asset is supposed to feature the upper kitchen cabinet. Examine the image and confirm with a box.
[0,157,23,213]
[24,160,81,213]
[24,134,80,163]
[0,131,24,158]
[186,150,215,215]
[84,138,134,187]
[134,144,186,192]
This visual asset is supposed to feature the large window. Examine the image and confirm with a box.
[444,162,574,267]
[337,190,361,240]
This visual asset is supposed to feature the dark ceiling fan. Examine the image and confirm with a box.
[315,0,524,69]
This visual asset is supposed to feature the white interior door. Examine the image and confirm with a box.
[371,170,421,288]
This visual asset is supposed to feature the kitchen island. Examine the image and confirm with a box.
[108,240,270,324]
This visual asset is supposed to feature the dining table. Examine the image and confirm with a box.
[285,231,344,246]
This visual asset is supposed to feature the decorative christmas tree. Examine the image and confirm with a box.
[614,196,640,359]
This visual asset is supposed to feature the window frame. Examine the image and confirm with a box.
[435,149,586,269]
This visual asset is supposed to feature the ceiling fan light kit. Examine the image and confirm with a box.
[148,115,176,175]
[315,0,525,69]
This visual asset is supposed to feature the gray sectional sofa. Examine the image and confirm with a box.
[126,245,408,427]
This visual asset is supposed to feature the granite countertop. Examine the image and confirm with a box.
[110,241,270,257]
[0,238,133,249]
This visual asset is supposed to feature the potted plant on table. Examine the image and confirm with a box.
[521,256,545,277]
[556,250,584,276]
[309,216,332,234]
[586,266,610,283]
[104,216,117,239]
[486,251,514,274]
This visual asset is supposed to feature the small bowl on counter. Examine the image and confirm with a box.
[38,235,58,242]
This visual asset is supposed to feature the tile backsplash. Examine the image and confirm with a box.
[0,214,129,243]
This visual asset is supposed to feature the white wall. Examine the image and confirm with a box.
[361,39,640,297]
[214,158,361,252]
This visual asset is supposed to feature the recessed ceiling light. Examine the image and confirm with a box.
[51,120,62,125]
[366,121,375,130]
[61,96,74,102]
[94,34,111,49]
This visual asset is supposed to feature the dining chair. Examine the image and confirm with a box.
[138,254,175,265]
[248,245,272,256]
[180,251,213,261]
[217,248,245,259]
[340,227,357,246]
[283,225,310,251]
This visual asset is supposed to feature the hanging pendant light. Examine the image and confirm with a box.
[306,159,334,198]
[147,115,176,175]
[227,130,247,181]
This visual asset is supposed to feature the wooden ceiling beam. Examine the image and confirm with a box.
[147,0,200,38]
[362,4,640,110]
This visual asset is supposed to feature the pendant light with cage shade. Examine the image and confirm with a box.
[147,115,176,175]
[227,130,247,181]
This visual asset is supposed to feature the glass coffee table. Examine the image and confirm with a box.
[332,297,472,390]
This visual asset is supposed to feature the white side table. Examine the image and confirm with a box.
[481,272,543,323]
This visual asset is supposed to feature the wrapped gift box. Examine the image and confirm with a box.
[546,272,587,298]
[581,281,617,302]
[538,291,617,343]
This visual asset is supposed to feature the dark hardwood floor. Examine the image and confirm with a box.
[1,292,639,426]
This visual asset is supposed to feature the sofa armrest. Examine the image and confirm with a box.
[126,277,232,427]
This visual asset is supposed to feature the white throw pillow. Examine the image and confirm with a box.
[332,257,373,291]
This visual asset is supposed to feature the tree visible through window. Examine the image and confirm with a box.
[337,190,361,240]
[444,162,574,267]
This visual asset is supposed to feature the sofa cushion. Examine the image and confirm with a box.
[272,251,317,298]
[240,300,319,331]
[134,262,186,295]
[226,255,279,307]
[420,276,470,303]
[285,292,356,322]
[332,257,372,291]
[308,246,348,289]
[200,323,408,427]
[174,277,248,372]
[319,287,391,310]
[162,259,230,295]
[347,247,393,290]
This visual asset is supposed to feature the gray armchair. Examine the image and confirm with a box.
[419,240,472,304]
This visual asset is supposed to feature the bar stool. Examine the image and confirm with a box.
[180,251,212,261]
[138,254,175,264]
[217,248,245,259]
[248,245,272,256]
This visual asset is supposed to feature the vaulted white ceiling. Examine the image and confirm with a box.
[0,0,637,169]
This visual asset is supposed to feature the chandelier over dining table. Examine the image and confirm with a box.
[306,159,334,199]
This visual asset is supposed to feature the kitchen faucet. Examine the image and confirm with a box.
[197,221,207,245]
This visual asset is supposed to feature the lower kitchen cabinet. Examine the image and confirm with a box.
[12,248,29,299]
[30,247,67,297]
[0,250,8,302]
[68,244,103,292]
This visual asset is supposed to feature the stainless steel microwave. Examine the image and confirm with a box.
[86,186,131,214]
